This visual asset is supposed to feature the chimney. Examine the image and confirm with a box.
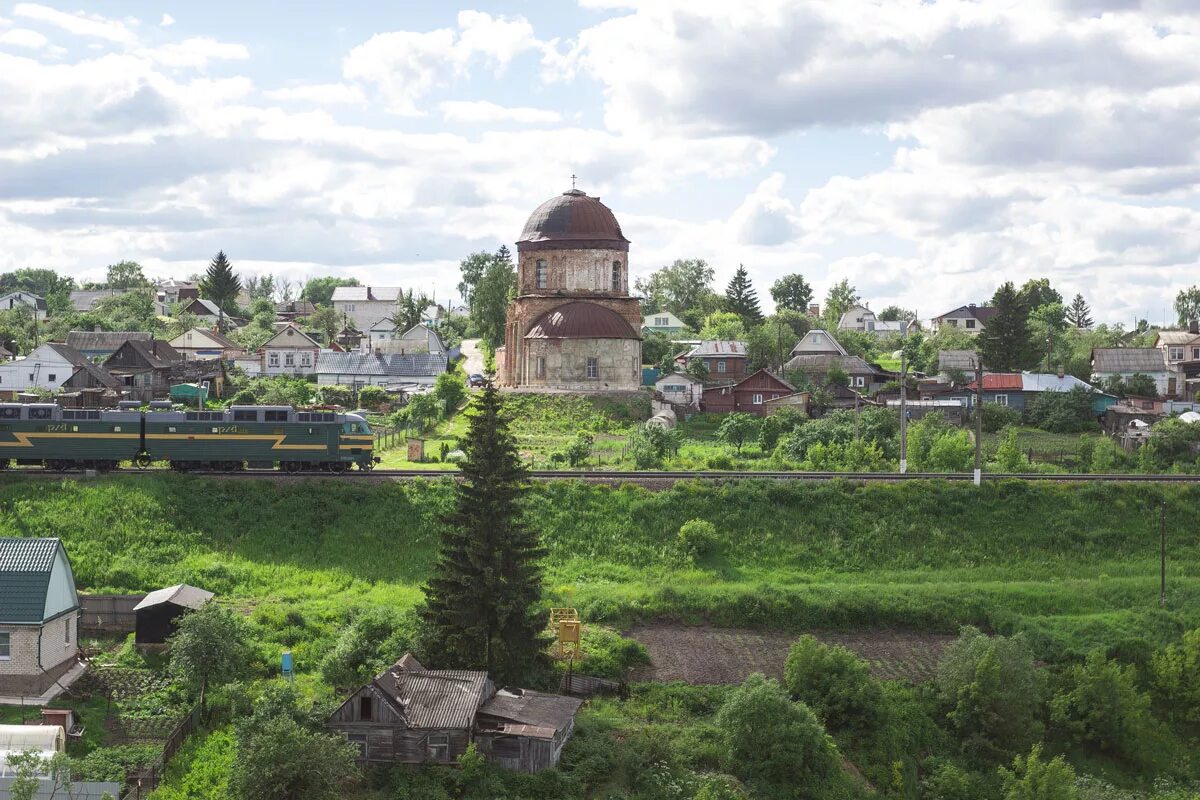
[1057,364,1065,378]
[808,304,820,316]
[1190,319,1199,335]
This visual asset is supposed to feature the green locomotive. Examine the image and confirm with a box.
[0,403,376,472]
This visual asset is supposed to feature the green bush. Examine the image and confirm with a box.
[992,427,1032,472]
[998,743,1078,800]
[1025,387,1098,434]
[718,413,759,453]
[1050,650,1153,762]
[977,403,1022,433]
[630,424,677,469]
[433,371,467,416]
[801,439,889,471]
[355,385,389,410]
[715,673,841,799]
[706,453,735,470]
[677,518,720,561]
[935,627,1043,762]
[783,634,882,733]
[316,384,354,407]
[920,760,978,800]
[319,608,420,689]
[1151,628,1200,726]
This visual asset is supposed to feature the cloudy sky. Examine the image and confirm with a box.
[2,1,1198,323]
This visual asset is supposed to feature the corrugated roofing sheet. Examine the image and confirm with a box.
[66,331,151,352]
[0,538,58,573]
[1092,348,1165,373]
[687,341,748,357]
[133,584,214,612]
[1021,373,1096,392]
[316,352,447,377]
[331,286,403,302]
[375,662,490,729]
[968,373,1024,390]
[478,689,582,737]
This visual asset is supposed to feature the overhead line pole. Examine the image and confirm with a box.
[974,357,983,486]
[899,350,908,474]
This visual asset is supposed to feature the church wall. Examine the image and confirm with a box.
[522,338,641,391]
[519,248,629,296]
[501,296,642,386]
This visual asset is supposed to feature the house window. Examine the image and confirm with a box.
[284,352,295,367]
[427,733,450,762]
[947,319,958,327]
[28,373,34,382]
[993,394,1009,406]
[752,393,763,405]
[1168,346,1184,361]
[855,376,866,387]
[1193,347,1200,360]
[359,696,373,721]
[965,319,976,329]
[345,304,355,312]
[65,618,70,645]
[300,352,312,367]
[346,734,367,757]
[612,261,622,292]
[665,384,685,393]
[0,632,8,658]
[586,357,599,379]
[535,259,548,289]
[717,360,726,373]
[268,352,280,367]
[655,317,668,326]
[535,357,546,378]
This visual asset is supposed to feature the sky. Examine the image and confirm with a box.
[1,1,1199,325]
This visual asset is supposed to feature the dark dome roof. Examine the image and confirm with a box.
[517,189,629,251]
[525,302,638,340]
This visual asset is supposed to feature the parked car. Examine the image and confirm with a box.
[468,373,486,387]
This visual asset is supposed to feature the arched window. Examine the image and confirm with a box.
[535,260,548,289]
[611,260,622,292]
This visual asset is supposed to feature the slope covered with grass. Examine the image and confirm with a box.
[1,475,1195,667]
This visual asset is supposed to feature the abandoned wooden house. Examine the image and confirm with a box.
[327,653,582,773]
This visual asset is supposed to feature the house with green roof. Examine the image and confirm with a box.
[0,538,80,696]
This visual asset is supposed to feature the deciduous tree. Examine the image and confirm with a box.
[420,382,547,683]
[168,603,253,715]
[300,276,359,307]
[634,258,715,316]
[106,260,149,289]
[718,413,759,453]
[470,248,516,351]
[1174,285,1200,326]
[823,278,859,328]
[770,273,814,313]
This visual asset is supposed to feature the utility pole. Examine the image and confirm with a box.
[1160,500,1167,607]
[974,357,983,486]
[899,350,908,474]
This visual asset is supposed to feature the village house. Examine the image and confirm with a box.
[837,305,913,336]
[654,371,704,410]
[931,304,997,335]
[68,289,128,313]
[256,325,321,376]
[0,538,81,697]
[1153,324,1200,399]
[965,372,1117,415]
[0,291,48,322]
[1090,348,1170,397]
[784,329,891,392]
[61,362,125,396]
[327,653,581,773]
[0,343,90,397]
[677,341,749,383]
[371,323,448,357]
[65,330,152,361]
[156,280,199,307]
[332,286,405,334]
[168,327,244,361]
[702,369,798,416]
[102,339,183,400]
[642,311,687,335]
[315,352,447,389]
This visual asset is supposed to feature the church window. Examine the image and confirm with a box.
[535,357,546,378]
[586,357,599,379]
[612,261,622,292]
[536,260,548,289]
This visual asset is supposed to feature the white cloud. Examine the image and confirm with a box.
[146,37,250,68]
[13,3,135,44]
[160,13,175,27]
[343,11,541,115]
[439,100,560,124]
[0,27,47,49]
[730,173,800,246]
[263,83,365,105]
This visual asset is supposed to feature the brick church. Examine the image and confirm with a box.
[499,188,642,391]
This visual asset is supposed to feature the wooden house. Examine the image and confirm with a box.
[677,341,749,383]
[133,584,213,644]
[0,538,80,696]
[327,653,581,773]
[168,327,243,361]
[65,331,152,361]
[701,369,796,416]
[102,339,182,400]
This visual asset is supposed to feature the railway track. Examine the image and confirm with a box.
[3,468,1200,483]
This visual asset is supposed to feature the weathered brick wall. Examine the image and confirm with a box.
[501,296,642,386]
[518,247,629,295]
[522,338,641,391]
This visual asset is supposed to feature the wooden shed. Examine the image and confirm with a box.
[475,688,583,773]
[132,584,213,644]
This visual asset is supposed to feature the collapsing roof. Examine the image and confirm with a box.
[478,689,583,740]
[371,654,491,730]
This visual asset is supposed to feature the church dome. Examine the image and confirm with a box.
[525,302,638,340]
[517,189,629,251]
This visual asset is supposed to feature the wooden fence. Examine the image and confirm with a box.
[119,702,201,800]
[79,594,144,636]
[560,672,628,699]
[374,426,399,450]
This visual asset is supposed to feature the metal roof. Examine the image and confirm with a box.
[316,352,447,377]
[1092,348,1166,373]
[0,538,61,624]
[967,373,1024,391]
[374,656,490,730]
[68,289,129,311]
[67,363,124,390]
[784,353,881,375]
[517,189,629,251]
[686,340,748,358]
[66,331,151,352]
[1155,330,1200,346]
[331,286,403,302]
[43,343,91,367]
[478,689,582,739]
[1021,373,1097,393]
[525,302,638,340]
[133,584,214,612]
[936,304,998,322]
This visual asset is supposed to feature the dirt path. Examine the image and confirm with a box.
[460,338,486,378]
[626,625,954,685]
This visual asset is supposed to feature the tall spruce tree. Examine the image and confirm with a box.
[725,264,763,328]
[979,281,1036,371]
[1065,293,1093,329]
[199,250,241,328]
[420,381,547,683]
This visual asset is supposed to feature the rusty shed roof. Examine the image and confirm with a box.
[477,688,582,739]
[518,189,629,251]
[373,655,490,730]
[525,302,638,340]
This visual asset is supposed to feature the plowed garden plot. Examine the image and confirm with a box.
[626,625,954,684]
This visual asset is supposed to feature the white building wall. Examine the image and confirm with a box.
[0,348,78,391]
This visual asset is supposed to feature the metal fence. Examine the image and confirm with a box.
[79,594,144,637]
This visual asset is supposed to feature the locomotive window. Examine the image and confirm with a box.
[264,410,288,422]
[0,408,17,419]
[168,427,177,433]
[29,408,51,419]
[234,410,257,422]
[112,426,121,432]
